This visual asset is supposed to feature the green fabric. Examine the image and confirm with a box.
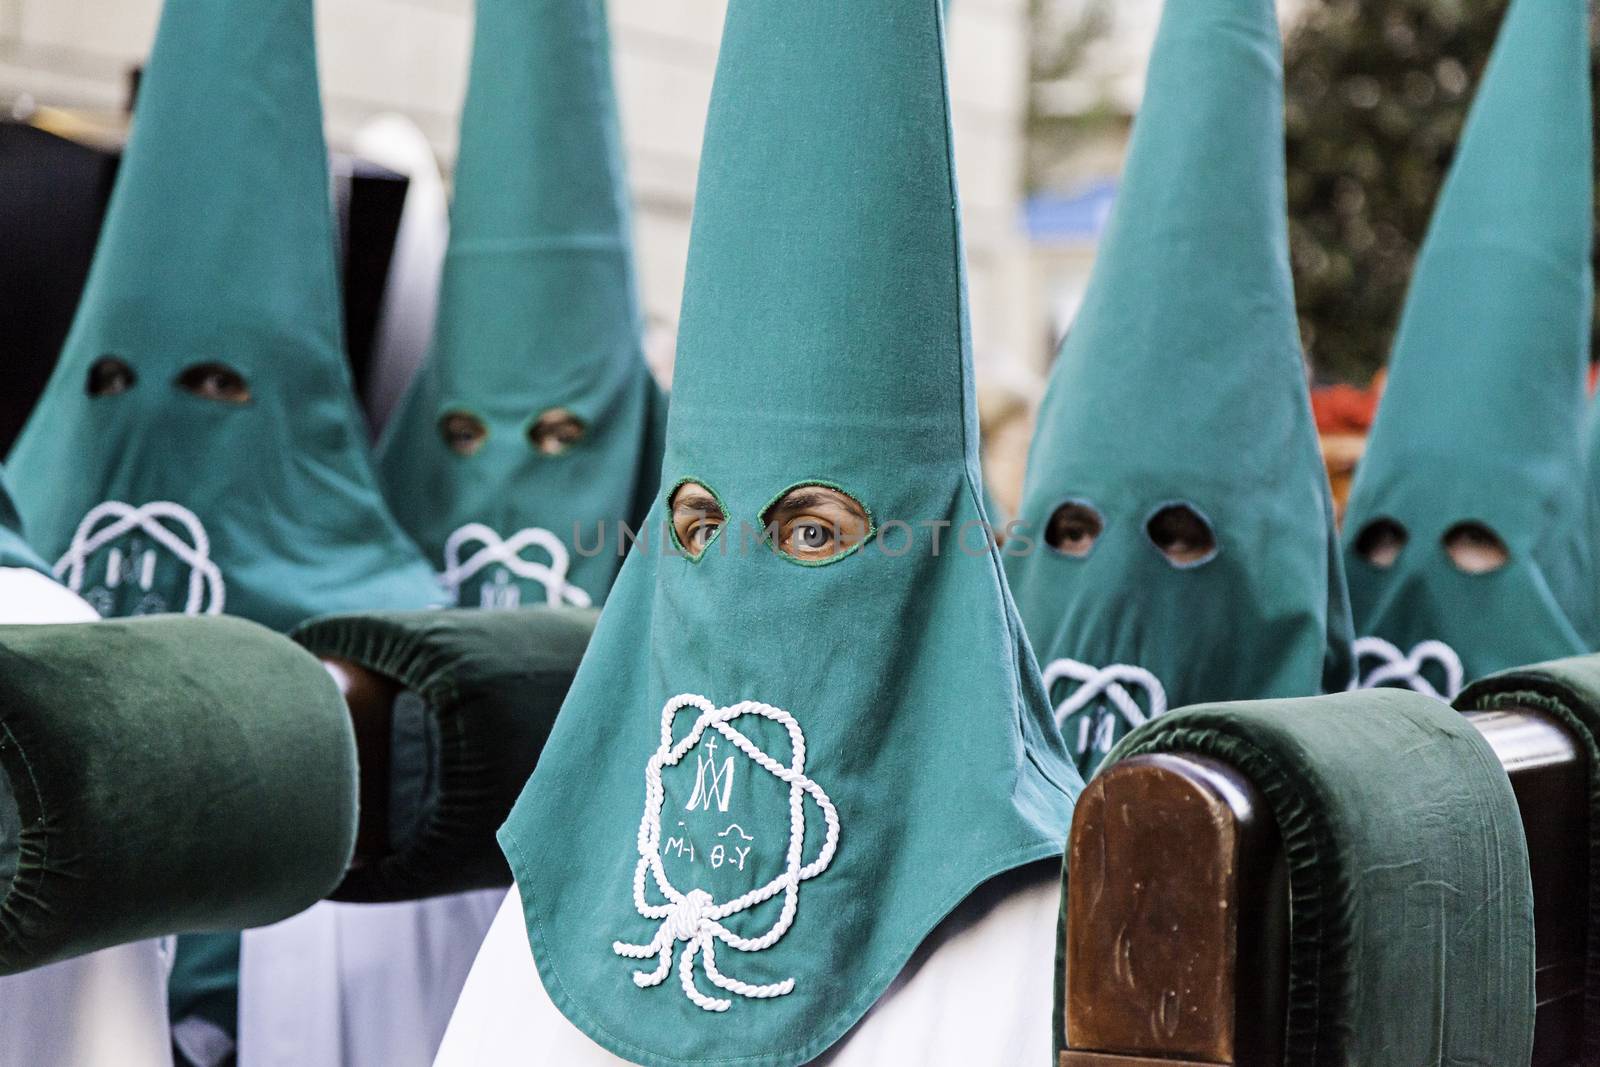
[0,616,357,976]
[1343,0,1596,690]
[0,467,45,574]
[3,0,440,1038]
[0,765,16,895]
[1093,690,1535,1065]
[498,0,1080,1063]
[1456,654,1600,1065]
[377,0,665,611]
[5,0,442,632]
[1005,0,1351,777]
[291,607,596,903]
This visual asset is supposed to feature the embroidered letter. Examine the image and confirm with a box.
[686,737,735,813]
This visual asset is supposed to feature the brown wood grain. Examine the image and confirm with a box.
[1064,753,1286,1065]
[1061,1052,1224,1067]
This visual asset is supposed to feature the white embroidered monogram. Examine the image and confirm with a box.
[1352,636,1464,700]
[1041,658,1168,754]
[613,694,840,1013]
[54,500,225,615]
[440,522,591,608]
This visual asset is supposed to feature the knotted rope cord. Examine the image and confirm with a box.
[1353,635,1464,700]
[55,500,224,614]
[440,521,591,608]
[613,694,840,1012]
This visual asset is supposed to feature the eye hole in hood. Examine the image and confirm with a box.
[86,356,137,398]
[669,480,726,560]
[1354,517,1408,569]
[761,483,872,565]
[1146,503,1217,568]
[528,408,587,456]
[1442,521,1509,575]
[175,362,252,405]
[1045,500,1103,559]
[439,411,489,457]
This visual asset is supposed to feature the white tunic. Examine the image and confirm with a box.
[433,862,1058,1067]
[0,567,176,1067]
[239,890,504,1067]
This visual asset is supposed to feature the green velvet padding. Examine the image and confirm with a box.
[1092,690,1535,1065]
[1457,655,1600,1066]
[291,606,596,903]
[0,763,16,894]
[0,615,357,976]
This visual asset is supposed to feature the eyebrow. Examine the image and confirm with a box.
[774,490,835,512]
[673,490,722,513]
[769,488,866,518]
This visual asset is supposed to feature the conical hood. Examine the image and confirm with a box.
[377,0,665,611]
[7,0,440,630]
[0,468,46,573]
[1343,0,1595,696]
[497,1,1080,1062]
[1005,0,1352,775]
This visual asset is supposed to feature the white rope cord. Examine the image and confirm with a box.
[440,522,591,608]
[54,500,224,615]
[613,694,840,1013]
[1352,636,1464,700]
[1040,658,1168,743]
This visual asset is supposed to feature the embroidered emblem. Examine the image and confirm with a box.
[1042,658,1168,757]
[1352,636,1464,700]
[440,523,591,609]
[613,694,840,1013]
[55,501,224,616]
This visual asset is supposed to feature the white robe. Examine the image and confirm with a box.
[0,566,176,1067]
[433,862,1058,1067]
[239,890,504,1067]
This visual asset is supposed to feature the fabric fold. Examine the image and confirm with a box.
[0,616,356,975]
[1456,655,1600,1065]
[291,607,596,902]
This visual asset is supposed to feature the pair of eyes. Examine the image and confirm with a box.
[1353,518,1509,575]
[1045,501,1218,567]
[670,481,871,563]
[87,356,251,404]
[440,409,586,458]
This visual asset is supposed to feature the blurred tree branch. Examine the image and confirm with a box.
[1026,0,1116,193]
[1285,0,1600,383]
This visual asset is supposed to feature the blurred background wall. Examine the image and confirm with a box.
[0,0,1037,378]
[3,0,1595,516]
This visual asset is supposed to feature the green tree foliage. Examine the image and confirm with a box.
[1285,0,1600,384]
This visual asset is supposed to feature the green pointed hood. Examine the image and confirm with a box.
[6,0,440,631]
[1343,0,1595,696]
[1005,0,1352,775]
[376,0,665,611]
[0,468,46,574]
[497,1,1080,1063]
